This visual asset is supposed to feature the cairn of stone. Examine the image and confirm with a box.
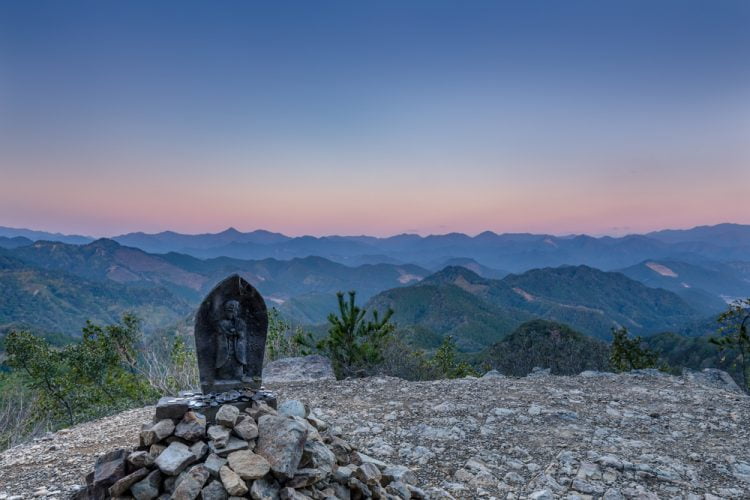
[78,398,427,499]
[75,276,428,499]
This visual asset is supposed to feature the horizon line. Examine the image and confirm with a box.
[2,220,748,242]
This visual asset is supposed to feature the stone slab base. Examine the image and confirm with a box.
[155,388,277,423]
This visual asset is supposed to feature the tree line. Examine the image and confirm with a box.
[1,292,748,451]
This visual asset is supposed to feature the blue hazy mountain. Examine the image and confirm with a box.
[367,265,707,351]
[619,259,750,307]
[0,239,430,334]
[0,226,92,245]
[0,236,33,249]
[1,223,748,272]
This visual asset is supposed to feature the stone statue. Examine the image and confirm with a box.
[194,275,268,393]
[215,299,247,379]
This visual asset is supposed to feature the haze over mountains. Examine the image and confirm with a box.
[367,265,707,351]
[2,223,750,271]
[0,223,749,353]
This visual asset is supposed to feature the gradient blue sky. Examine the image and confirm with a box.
[1,1,749,237]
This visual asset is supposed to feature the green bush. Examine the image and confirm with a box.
[305,291,395,379]
[265,308,308,363]
[423,335,478,379]
[3,314,158,430]
[609,327,665,372]
[710,298,750,391]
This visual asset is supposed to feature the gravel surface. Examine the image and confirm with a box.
[1,371,749,499]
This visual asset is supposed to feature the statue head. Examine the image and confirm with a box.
[223,300,240,319]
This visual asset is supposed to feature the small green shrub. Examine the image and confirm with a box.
[609,327,665,372]
[423,335,478,379]
[710,298,750,391]
[4,314,158,428]
[265,308,308,363]
[306,291,395,379]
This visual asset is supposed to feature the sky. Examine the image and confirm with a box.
[1,1,749,238]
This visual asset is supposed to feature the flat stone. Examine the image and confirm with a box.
[208,425,231,448]
[190,441,209,462]
[354,462,382,485]
[305,415,328,432]
[300,440,335,473]
[204,453,228,478]
[233,415,259,440]
[108,467,149,497]
[279,487,313,500]
[348,477,371,498]
[252,391,278,410]
[256,415,308,479]
[262,355,335,383]
[286,468,326,488]
[481,369,505,379]
[246,401,278,420]
[209,436,250,457]
[155,442,195,476]
[227,450,271,480]
[127,450,154,469]
[131,469,162,500]
[155,396,190,420]
[172,464,210,500]
[353,451,388,469]
[201,480,228,500]
[249,478,280,500]
[386,481,411,499]
[141,419,175,446]
[529,490,554,500]
[149,444,166,457]
[216,405,241,427]
[332,465,353,484]
[175,411,206,442]
[219,465,248,496]
[277,399,307,418]
[92,448,128,497]
[382,465,417,486]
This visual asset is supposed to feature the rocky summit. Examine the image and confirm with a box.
[0,370,749,499]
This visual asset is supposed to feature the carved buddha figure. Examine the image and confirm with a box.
[215,299,248,379]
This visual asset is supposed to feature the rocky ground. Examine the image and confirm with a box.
[1,370,749,499]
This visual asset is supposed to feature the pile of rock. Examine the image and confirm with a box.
[75,397,428,500]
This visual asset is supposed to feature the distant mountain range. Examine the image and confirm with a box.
[367,265,712,351]
[1,223,749,272]
[0,239,430,338]
[0,223,747,354]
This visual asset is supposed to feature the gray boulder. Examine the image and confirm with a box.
[131,469,162,500]
[209,436,250,457]
[216,405,240,428]
[204,453,227,478]
[175,411,206,442]
[250,478,280,500]
[171,464,210,500]
[155,442,195,476]
[277,399,307,418]
[141,419,175,446]
[262,355,335,383]
[684,368,744,393]
[527,367,551,378]
[226,450,271,480]
[108,467,149,497]
[201,480,228,500]
[300,440,335,473]
[233,415,259,440]
[90,448,128,498]
[256,415,308,479]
